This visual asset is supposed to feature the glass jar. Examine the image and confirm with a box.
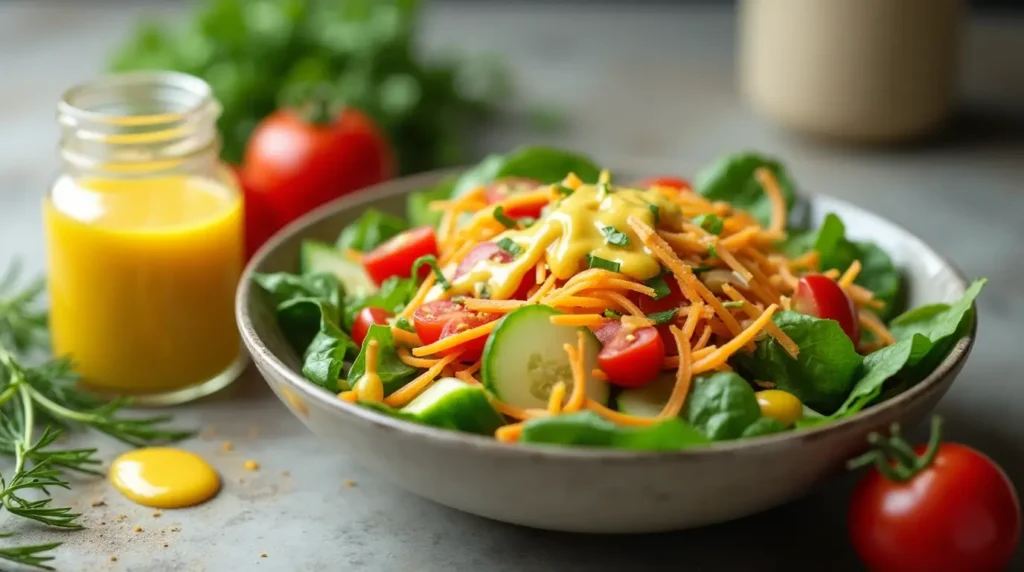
[44,72,247,405]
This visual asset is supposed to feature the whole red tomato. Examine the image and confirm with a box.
[848,417,1021,572]
[229,164,275,261]
[243,106,394,235]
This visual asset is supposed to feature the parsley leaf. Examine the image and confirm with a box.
[600,225,630,247]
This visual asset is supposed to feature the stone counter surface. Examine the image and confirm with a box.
[1,2,1023,570]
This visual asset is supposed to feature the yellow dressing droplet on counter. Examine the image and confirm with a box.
[110,447,221,509]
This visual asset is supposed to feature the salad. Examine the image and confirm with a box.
[255,146,984,450]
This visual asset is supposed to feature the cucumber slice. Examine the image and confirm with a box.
[300,240,376,297]
[481,305,610,409]
[615,373,675,417]
[400,377,504,435]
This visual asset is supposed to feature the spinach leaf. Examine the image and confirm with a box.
[452,146,601,197]
[520,411,710,450]
[741,417,787,438]
[733,311,863,414]
[831,334,932,417]
[890,279,985,342]
[683,372,762,440]
[341,276,418,331]
[302,317,357,392]
[336,208,408,253]
[780,214,902,318]
[407,176,457,228]
[694,152,797,228]
[254,272,344,351]
[346,324,419,395]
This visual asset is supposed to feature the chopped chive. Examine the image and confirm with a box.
[644,274,671,300]
[690,264,714,274]
[596,182,611,200]
[394,317,416,332]
[557,185,574,196]
[647,308,677,325]
[603,309,622,319]
[707,244,718,259]
[586,253,621,273]
[648,203,660,225]
[411,254,450,289]
[600,225,630,247]
[722,301,744,308]
[692,214,724,235]
[519,216,537,227]
[479,283,492,299]
[496,237,524,257]
[493,206,516,228]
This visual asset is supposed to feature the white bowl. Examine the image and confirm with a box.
[237,170,975,533]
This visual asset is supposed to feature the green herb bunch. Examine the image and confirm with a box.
[109,0,507,173]
[0,263,192,570]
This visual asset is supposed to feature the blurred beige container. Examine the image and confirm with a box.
[738,0,965,143]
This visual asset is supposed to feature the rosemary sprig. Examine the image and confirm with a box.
[0,262,193,569]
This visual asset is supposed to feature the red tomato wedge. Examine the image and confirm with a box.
[633,279,685,356]
[637,176,691,192]
[595,321,665,388]
[848,418,1021,572]
[352,307,393,347]
[412,300,498,362]
[483,178,545,218]
[793,274,860,344]
[361,227,439,286]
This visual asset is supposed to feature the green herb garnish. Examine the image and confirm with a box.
[496,238,524,258]
[394,317,416,332]
[647,308,678,325]
[707,244,718,259]
[411,255,450,289]
[644,274,671,300]
[722,301,744,308]
[692,214,724,235]
[600,226,630,247]
[603,310,622,319]
[586,254,621,273]
[690,264,715,274]
[0,263,191,569]
[493,206,516,229]
[648,203,660,224]
[556,185,574,196]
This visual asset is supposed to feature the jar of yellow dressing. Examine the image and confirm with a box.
[44,72,247,405]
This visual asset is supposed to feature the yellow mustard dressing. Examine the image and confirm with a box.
[109,447,221,508]
[450,183,680,299]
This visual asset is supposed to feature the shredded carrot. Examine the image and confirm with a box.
[621,314,656,329]
[440,238,476,267]
[462,298,525,314]
[755,167,787,234]
[391,327,422,347]
[548,296,613,310]
[594,291,647,318]
[563,172,583,189]
[397,273,437,320]
[562,332,589,413]
[383,352,462,407]
[527,274,558,302]
[681,301,704,339]
[789,249,820,270]
[535,261,547,284]
[343,249,363,262]
[858,309,896,346]
[397,347,442,368]
[547,382,567,415]
[495,422,525,443]
[839,260,863,289]
[591,369,608,381]
[337,390,358,403]
[657,326,693,418]
[454,369,480,384]
[721,284,798,358]
[715,244,754,283]
[691,304,778,374]
[718,226,760,250]
[585,398,657,426]
[694,325,713,350]
[412,320,498,357]
[823,269,841,280]
[550,314,607,327]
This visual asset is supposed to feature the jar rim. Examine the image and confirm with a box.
[58,71,215,128]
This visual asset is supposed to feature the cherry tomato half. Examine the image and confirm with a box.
[637,176,691,192]
[793,274,860,344]
[632,279,685,356]
[352,307,393,347]
[849,422,1021,572]
[412,300,497,362]
[483,177,545,218]
[454,242,534,300]
[361,227,439,286]
[595,321,665,388]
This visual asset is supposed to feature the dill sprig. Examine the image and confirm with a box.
[0,262,193,569]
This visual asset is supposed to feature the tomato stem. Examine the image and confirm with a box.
[296,83,340,126]
[846,415,945,483]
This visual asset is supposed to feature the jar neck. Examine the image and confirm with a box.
[57,72,222,179]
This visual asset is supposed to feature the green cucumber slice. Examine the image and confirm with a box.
[300,240,376,297]
[615,373,675,417]
[400,377,504,435]
[481,305,609,409]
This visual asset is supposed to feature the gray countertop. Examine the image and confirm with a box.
[2,2,1023,570]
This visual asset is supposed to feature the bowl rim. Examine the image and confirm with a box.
[236,167,977,460]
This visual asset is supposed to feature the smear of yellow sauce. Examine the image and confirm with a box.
[450,182,681,299]
[109,447,221,508]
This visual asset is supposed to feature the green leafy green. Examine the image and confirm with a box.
[336,208,408,253]
[411,254,449,289]
[831,334,932,418]
[407,177,456,228]
[694,152,796,228]
[603,309,622,319]
[520,411,709,450]
[683,372,762,440]
[644,273,671,300]
[346,325,419,395]
[600,225,631,247]
[780,214,902,318]
[586,254,621,273]
[733,311,863,414]
[647,309,678,325]
[110,0,506,172]
[740,417,787,438]
[692,214,723,235]
[254,272,343,350]
[451,146,601,197]
[301,317,356,391]
[341,276,417,331]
